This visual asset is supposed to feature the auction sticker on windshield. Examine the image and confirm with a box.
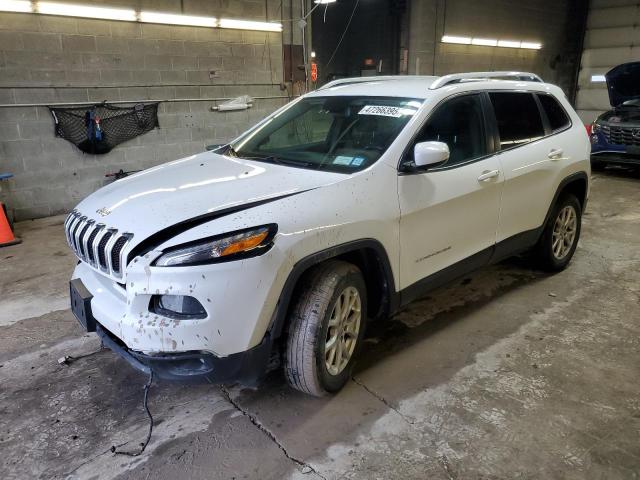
[359,105,404,117]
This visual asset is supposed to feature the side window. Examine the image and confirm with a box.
[406,94,487,167]
[489,92,544,150]
[538,94,571,132]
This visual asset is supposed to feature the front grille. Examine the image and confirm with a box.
[601,125,640,146]
[111,235,130,274]
[64,210,134,280]
[97,231,113,268]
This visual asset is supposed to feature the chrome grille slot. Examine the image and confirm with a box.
[85,225,102,264]
[98,230,114,269]
[73,216,88,255]
[64,210,133,280]
[77,220,94,259]
[68,214,84,253]
[111,234,132,274]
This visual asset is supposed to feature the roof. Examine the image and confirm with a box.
[306,72,555,100]
[307,76,439,99]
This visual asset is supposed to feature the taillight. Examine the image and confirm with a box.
[585,124,592,135]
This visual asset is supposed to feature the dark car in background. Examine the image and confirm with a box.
[590,62,640,169]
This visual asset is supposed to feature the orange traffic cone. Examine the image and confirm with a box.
[0,203,20,247]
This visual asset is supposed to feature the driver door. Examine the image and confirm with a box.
[398,93,503,295]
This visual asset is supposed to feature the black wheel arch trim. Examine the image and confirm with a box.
[266,238,397,342]
[544,171,589,227]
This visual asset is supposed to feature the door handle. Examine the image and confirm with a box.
[548,148,569,161]
[477,170,500,182]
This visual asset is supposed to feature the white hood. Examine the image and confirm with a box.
[75,151,344,247]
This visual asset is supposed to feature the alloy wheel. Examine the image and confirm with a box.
[552,205,577,260]
[324,286,362,376]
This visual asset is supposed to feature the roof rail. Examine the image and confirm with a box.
[429,71,543,89]
[318,75,437,90]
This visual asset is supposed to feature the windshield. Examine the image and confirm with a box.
[230,96,422,173]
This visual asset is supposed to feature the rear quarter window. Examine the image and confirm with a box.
[538,94,571,132]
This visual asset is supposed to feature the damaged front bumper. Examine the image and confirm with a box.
[96,322,272,384]
[70,276,272,384]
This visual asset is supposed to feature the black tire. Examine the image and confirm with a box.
[534,193,582,272]
[284,260,367,397]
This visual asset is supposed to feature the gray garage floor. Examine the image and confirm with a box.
[1,168,639,480]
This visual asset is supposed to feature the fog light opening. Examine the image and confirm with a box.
[150,295,206,320]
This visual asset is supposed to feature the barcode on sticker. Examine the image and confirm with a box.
[359,105,403,117]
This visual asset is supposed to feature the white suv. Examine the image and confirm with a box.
[66,72,590,396]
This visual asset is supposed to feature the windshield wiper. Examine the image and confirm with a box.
[222,144,239,156]
[237,153,317,169]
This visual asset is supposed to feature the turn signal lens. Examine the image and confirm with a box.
[221,230,269,256]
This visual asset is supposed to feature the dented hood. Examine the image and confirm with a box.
[74,151,343,246]
[606,62,640,107]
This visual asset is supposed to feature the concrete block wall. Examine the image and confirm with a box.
[0,0,290,221]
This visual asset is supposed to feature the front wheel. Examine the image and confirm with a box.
[284,260,367,397]
[534,194,582,271]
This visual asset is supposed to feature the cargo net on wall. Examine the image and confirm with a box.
[49,102,160,154]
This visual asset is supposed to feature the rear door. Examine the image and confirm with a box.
[398,93,503,292]
[487,91,568,243]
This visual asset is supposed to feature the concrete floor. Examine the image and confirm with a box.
[1,167,639,480]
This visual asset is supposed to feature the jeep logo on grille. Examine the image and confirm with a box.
[96,207,111,217]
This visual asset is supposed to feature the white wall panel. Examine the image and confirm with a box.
[578,109,604,124]
[586,5,639,29]
[581,46,640,68]
[584,26,640,48]
[576,88,611,110]
[591,0,637,7]
[576,0,640,122]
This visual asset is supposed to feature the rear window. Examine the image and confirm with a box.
[538,94,571,132]
[489,92,544,149]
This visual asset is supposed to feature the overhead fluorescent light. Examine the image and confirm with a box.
[314,0,337,3]
[0,0,32,13]
[219,18,282,32]
[591,74,606,83]
[36,2,137,21]
[520,42,542,50]
[8,2,285,32]
[497,40,521,48]
[139,11,217,28]
[441,35,471,45]
[471,38,498,46]
[443,35,542,50]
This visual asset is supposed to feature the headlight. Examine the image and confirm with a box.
[591,121,601,133]
[155,224,277,267]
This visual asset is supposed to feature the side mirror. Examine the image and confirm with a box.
[414,141,450,168]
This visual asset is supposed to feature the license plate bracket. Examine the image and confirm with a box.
[70,279,96,332]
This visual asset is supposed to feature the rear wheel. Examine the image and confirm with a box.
[284,260,367,397]
[534,194,582,271]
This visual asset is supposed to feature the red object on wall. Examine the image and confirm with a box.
[311,62,318,83]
